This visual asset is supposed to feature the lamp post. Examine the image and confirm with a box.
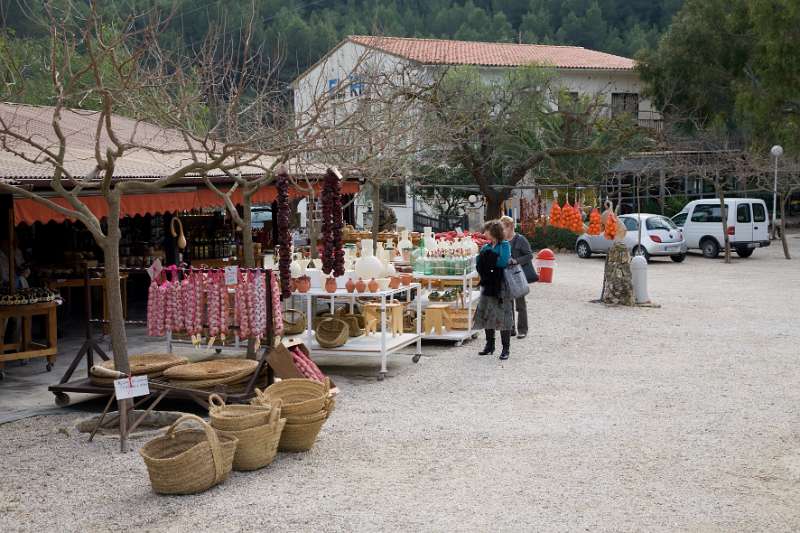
[770,145,783,239]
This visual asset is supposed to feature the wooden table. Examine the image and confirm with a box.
[0,300,58,378]
[47,275,127,334]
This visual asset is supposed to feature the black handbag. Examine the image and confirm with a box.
[522,262,539,283]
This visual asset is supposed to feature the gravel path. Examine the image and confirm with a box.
[2,240,799,532]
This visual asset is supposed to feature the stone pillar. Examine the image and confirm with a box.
[602,243,634,306]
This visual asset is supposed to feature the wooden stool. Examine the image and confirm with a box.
[423,304,451,335]
[363,302,405,336]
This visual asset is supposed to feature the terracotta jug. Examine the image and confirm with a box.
[389,275,401,289]
[345,277,356,293]
[295,276,311,293]
[368,278,379,293]
[325,276,338,293]
[400,273,413,286]
[355,277,366,293]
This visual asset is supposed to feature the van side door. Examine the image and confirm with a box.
[734,201,753,242]
[751,201,769,242]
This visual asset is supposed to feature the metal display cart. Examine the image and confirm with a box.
[290,283,423,381]
[415,271,480,346]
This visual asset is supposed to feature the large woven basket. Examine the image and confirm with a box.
[139,414,238,495]
[282,309,307,336]
[315,318,349,348]
[167,367,258,390]
[279,414,328,452]
[252,378,330,416]
[164,359,258,381]
[217,401,285,471]
[96,353,188,375]
[208,393,273,432]
[340,314,364,337]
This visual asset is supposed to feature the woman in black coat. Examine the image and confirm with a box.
[473,220,515,360]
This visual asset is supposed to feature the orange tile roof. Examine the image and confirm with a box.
[349,35,635,70]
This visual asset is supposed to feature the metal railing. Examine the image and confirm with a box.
[413,212,468,233]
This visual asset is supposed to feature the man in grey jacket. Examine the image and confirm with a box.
[501,216,533,339]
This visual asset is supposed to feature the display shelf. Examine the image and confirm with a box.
[413,272,480,346]
[291,283,423,381]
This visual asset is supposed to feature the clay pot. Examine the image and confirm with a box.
[355,277,366,293]
[400,273,413,286]
[325,276,338,294]
[368,278,379,293]
[345,277,356,293]
[389,276,401,289]
[295,276,311,293]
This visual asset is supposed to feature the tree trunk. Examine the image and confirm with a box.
[715,175,731,264]
[101,215,130,374]
[780,194,791,260]
[241,196,255,268]
[484,188,507,221]
[371,181,380,254]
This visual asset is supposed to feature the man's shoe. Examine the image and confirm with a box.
[516,333,527,339]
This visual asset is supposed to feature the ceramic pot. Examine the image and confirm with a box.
[389,276,401,289]
[368,278,379,293]
[295,276,311,293]
[375,277,390,291]
[355,278,367,293]
[345,278,356,293]
[325,276,338,293]
[355,239,384,280]
[400,273,413,286]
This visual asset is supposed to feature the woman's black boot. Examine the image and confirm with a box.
[479,330,495,355]
[499,330,511,360]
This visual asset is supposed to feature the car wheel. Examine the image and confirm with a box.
[576,240,592,258]
[670,253,686,263]
[735,247,754,258]
[632,245,650,262]
[700,238,719,259]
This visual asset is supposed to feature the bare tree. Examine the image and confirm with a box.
[754,154,799,259]
[0,3,296,372]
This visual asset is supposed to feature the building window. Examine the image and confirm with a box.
[381,181,407,206]
[611,92,639,117]
[328,78,345,100]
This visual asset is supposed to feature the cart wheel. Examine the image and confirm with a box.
[215,348,222,354]
[377,372,386,381]
[54,392,70,407]
[46,362,53,372]
[412,353,422,363]
[455,340,464,347]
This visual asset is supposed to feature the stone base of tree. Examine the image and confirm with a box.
[602,243,634,306]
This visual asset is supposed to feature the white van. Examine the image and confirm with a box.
[671,198,770,258]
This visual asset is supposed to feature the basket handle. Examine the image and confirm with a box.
[268,399,283,425]
[251,387,268,406]
[165,414,225,484]
[208,393,226,412]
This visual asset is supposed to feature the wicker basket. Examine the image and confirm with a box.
[311,312,334,331]
[279,415,328,452]
[315,318,349,348]
[164,359,258,381]
[95,353,188,376]
[252,378,330,416]
[208,393,273,432]
[282,309,307,336]
[340,314,364,337]
[167,367,257,390]
[139,414,238,495]
[217,401,286,471]
[444,308,473,330]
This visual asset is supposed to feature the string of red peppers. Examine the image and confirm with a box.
[320,168,345,277]
[276,170,292,300]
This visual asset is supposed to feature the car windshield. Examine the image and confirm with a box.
[672,213,687,227]
[646,216,676,231]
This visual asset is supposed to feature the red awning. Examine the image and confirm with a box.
[14,181,359,225]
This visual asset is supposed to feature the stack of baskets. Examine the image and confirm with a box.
[208,394,285,471]
[163,359,260,389]
[90,353,188,386]
[252,378,334,452]
[139,414,238,495]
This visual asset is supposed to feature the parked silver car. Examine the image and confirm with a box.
[575,213,688,262]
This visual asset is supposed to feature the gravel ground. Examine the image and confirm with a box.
[2,239,799,532]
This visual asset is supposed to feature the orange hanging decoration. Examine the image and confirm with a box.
[549,202,562,228]
[587,208,602,235]
[604,212,618,240]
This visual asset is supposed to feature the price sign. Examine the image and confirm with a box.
[114,375,150,400]
[224,266,239,286]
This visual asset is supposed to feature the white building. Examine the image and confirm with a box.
[292,35,660,230]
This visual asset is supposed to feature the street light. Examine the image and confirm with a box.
[770,145,783,239]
